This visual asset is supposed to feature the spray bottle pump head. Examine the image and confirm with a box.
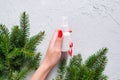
[62,16,69,32]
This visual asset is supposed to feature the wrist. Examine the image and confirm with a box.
[41,59,53,72]
[31,61,52,80]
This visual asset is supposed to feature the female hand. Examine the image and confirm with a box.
[31,29,63,80]
[43,29,63,67]
[31,29,73,80]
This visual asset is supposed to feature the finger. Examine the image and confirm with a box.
[68,48,72,57]
[54,29,63,50]
[48,29,58,49]
[68,29,72,33]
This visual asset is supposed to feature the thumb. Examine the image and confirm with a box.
[54,29,63,50]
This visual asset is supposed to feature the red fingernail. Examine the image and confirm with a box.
[58,30,63,38]
[68,29,72,33]
[68,48,72,57]
[69,42,73,48]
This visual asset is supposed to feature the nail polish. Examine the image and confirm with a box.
[69,42,73,48]
[68,48,72,57]
[58,30,63,38]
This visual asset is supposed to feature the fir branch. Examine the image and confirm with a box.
[93,56,107,80]
[10,25,19,48]
[65,54,82,80]
[22,48,35,58]
[20,12,30,45]
[78,64,88,80]
[69,54,82,66]
[25,31,45,50]
[17,67,30,80]
[85,48,108,69]
[0,12,45,80]
[55,48,108,80]
[85,48,108,80]
[0,61,5,71]
[16,28,25,48]
[12,67,30,80]
[0,24,10,54]
[0,34,9,54]
[0,24,9,36]
[27,52,41,70]
[99,74,108,80]
[81,64,95,80]
[7,48,22,59]
[56,58,66,80]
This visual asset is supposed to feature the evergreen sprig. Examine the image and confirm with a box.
[20,12,30,46]
[25,31,45,51]
[55,48,108,80]
[0,12,45,80]
[56,58,67,80]
[85,48,108,80]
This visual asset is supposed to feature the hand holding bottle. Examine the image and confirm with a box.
[31,28,73,80]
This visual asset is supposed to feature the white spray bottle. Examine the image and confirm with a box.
[61,17,72,65]
[61,17,71,52]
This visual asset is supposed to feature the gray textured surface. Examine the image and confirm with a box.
[0,0,120,80]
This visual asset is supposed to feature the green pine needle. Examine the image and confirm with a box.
[55,48,108,80]
[0,12,45,80]
[20,12,30,45]
[25,31,45,50]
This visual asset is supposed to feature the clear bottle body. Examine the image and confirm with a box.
[62,32,70,52]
